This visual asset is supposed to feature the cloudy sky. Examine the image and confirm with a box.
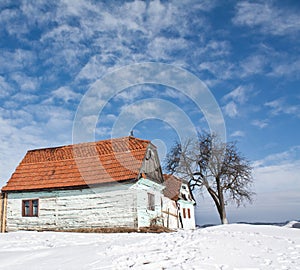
[0,0,299,224]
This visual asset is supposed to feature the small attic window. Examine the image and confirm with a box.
[147,193,155,211]
[22,199,39,217]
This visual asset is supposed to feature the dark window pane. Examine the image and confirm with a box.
[24,201,30,216]
[32,200,38,216]
[147,193,155,211]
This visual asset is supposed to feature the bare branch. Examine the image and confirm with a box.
[164,133,255,224]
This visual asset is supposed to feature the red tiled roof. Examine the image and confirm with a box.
[2,137,150,192]
[163,174,183,200]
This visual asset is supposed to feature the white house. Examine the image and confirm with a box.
[0,136,195,232]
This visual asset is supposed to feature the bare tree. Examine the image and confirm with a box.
[165,133,254,224]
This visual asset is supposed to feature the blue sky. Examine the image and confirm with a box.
[0,0,299,224]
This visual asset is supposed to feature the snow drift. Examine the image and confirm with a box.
[285,220,300,229]
[0,224,299,269]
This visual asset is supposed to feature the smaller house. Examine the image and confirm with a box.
[163,175,196,230]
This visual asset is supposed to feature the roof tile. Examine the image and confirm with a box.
[163,174,183,200]
[2,137,150,192]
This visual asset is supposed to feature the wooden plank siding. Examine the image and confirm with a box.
[0,193,2,231]
[136,189,163,227]
[162,197,179,229]
[0,193,3,232]
[5,183,138,232]
[0,192,7,232]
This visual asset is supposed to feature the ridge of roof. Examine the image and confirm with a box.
[22,136,151,164]
[27,136,151,153]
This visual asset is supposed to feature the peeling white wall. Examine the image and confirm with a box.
[6,183,138,231]
[178,200,196,229]
[162,197,178,229]
[131,178,164,228]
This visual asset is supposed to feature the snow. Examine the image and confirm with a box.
[0,224,300,269]
[285,220,300,229]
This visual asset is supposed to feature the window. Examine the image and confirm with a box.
[183,208,186,219]
[187,208,191,219]
[147,193,155,211]
[32,200,38,216]
[22,199,39,217]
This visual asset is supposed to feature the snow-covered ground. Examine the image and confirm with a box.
[0,223,299,270]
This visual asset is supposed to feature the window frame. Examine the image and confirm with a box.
[147,193,155,211]
[22,199,39,217]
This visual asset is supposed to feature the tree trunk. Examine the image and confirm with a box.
[216,181,228,225]
[218,196,228,224]
[218,206,228,224]
[206,185,229,224]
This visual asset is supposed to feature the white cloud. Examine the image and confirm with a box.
[120,101,158,120]
[253,161,300,192]
[231,147,300,222]
[95,126,112,137]
[251,119,268,129]
[113,98,198,142]
[160,88,189,104]
[222,86,251,118]
[147,37,188,61]
[253,146,300,168]
[230,130,245,137]
[0,7,29,38]
[102,114,117,123]
[113,85,155,103]
[0,0,222,88]
[10,73,40,92]
[250,156,300,222]
[0,101,76,187]
[239,54,267,77]
[0,114,47,185]
[50,86,82,103]
[223,101,238,118]
[0,76,13,97]
[269,59,300,78]
[223,86,249,104]
[265,98,300,118]
[204,40,231,57]
[43,0,216,83]
[76,55,121,82]
[58,0,96,18]
[0,49,37,74]
[11,93,39,104]
[233,1,300,36]
[198,60,235,80]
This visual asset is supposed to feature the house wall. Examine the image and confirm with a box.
[5,183,138,232]
[178,200,196,229]
[141,144,164,183]
[0,194,2,231]
[0,193,7,233]
[131,178,164,228]
[162,197,178,229]
[136,189,163,227]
